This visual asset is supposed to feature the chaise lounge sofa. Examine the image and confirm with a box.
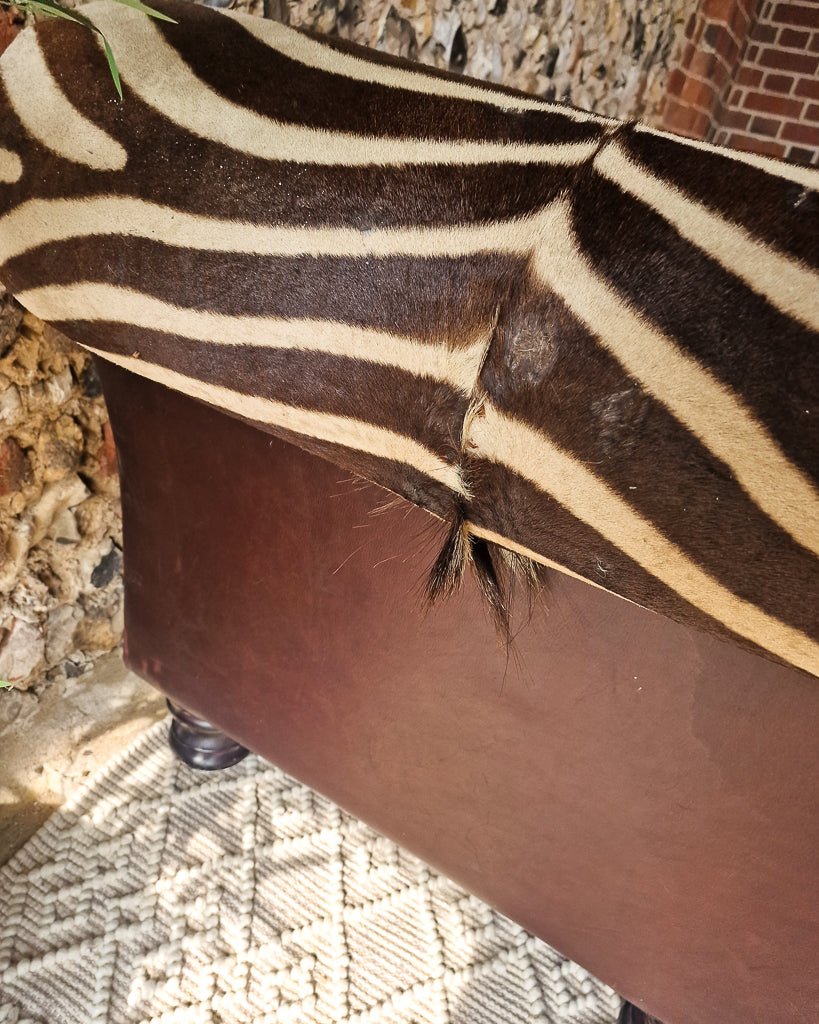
[1,1,817,1019]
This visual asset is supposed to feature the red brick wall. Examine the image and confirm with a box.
[661,0,757,140]
[660,0,819,165]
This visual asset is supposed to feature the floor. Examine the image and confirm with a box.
[0,648,166,865]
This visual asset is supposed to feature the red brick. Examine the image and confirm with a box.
[737,64,765,86]
[662,102,686,132]
[681,40,697,67]
[730,3,751,42]
[747,43,760,60]
[0,12,19,58]
[795,76,819,98]
[663,100,712,138]
[750,21,778,44]
[779,27,811,48]
[702,0,738,20]
[666,67,686,97]
[718,106,753,129]
[701,0,736,20]
[785,144,819,164]
[763,71,796,92]
[681,74,718,110]
[685,12,697,39]
[758,47,819,73]
[743,90,805,116]
[772,3,819,28]
[704,22,740,62]
[713,127,731,144]
[805,102,819,121]
[700,111,718,139]
[711,58,732,88]
[749,114,783,135]
[689,49,719,81]
[811,31,819,52]
[781,120,819,144]
[728,133,787,156]
[729,86,744,105]
[696,16,711,44]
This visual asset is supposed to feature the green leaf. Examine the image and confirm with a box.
[99,31,123,99]
[1,0,177,99]
[28,1,125,99]
[0,680,11,689]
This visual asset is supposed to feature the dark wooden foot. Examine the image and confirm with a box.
[167,699,249,770]
[617,1002,664,1024]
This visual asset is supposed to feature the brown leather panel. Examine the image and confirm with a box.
[97,359,819,1024]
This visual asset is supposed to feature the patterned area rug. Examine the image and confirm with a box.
[0,719,622,1024]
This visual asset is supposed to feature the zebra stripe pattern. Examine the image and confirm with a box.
[0,0,817,676]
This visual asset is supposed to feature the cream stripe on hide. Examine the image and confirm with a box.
[81,0,607,124]
[595,144,819,331]
[466,524,627,599]
[84,6,598,168]
[0,28,126,171]
[0,147,21,183]
[531,199,819,559]
[468,404,819,677]
[0,197,540,263]
[229,6,607,123]
[17,283,491,395]
[81,345,466,494]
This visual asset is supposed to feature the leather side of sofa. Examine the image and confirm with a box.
[96,359,819,1024]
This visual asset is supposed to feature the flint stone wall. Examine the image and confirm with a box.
[0,0,689,695]
[0,295,122,693]
[280,0,692,121]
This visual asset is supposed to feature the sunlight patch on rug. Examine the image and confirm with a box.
[0,719,621,1023]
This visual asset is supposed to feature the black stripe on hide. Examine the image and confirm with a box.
[6,240,524,346]
[154,0,604,147]
[30,17,583,228]
[479,280,819,640]
[622,127,819,270]
[567,171,819,480]
[465,457,800,669]
[53,320,468,463]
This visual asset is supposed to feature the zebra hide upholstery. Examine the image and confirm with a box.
[0,0,816,677]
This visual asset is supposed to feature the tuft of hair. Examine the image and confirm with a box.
[424,502,549,647]
[503,548,550,620]
[424,500,471,606]
[470,536,511,644]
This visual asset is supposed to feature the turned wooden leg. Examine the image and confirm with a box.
[167,699,249,770]
[617,1002,664,1024]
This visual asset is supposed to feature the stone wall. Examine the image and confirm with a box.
[0,295,123,691]
[0,0,691,695]
[284,0,692,120]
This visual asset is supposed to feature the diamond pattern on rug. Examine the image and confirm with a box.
[0,719,622,1024]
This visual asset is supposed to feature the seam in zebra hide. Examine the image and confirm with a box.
[425,300,551,646]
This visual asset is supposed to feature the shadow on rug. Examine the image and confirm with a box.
[0,719,622,1023]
